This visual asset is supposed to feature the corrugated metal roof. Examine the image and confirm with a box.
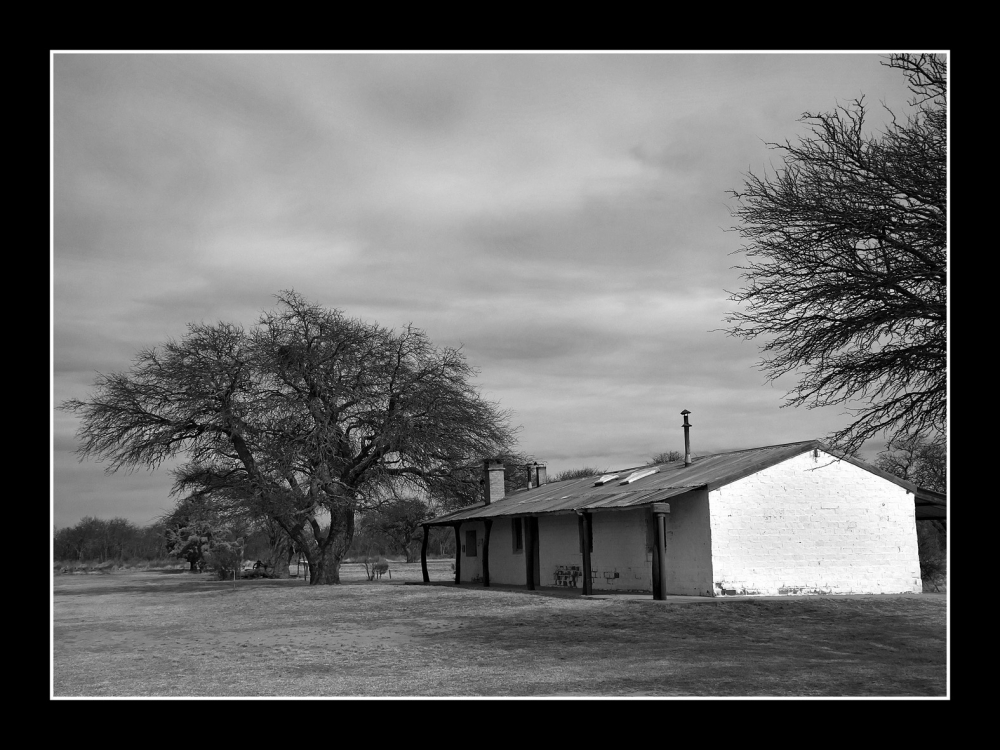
[424,440,947,526]
[425,440,825,525]
[426,485,696,525]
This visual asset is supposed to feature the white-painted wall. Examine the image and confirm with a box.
[538,514,585,588]
[457,521,485,583]
[485,518,527,586]
[461,511,657,592]
[708,450,922,596]
[663,488,715,596]
[590,510,652,592]
[453,451,920,596]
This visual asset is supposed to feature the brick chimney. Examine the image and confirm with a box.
[532,462,547,488]
[484,459,506,505]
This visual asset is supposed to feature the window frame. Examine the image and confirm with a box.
[512,518,523,553]
[465,529,477,557]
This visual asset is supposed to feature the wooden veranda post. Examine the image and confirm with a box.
[650,510,661,595]
[530,517,540,587]
[652,503,670,601]
[578,511,593,596]
[453,523,462,585]
[524,516,535,590]
[482,519,492,587]
[421,525,430,583]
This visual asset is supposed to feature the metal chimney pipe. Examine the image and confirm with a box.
[681,410,692,467]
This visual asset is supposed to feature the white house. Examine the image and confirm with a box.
[420,437,945,598]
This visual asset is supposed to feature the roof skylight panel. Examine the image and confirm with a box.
[619,468,659,485]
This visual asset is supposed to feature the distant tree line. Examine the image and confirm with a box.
[53,502,460,571]
[53,517,169,563]
[348,517,456,562]
[549,468,603,482]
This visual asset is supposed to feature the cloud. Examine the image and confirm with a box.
[52,52,921,525]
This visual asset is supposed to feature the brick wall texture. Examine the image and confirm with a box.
[708,449,922,596]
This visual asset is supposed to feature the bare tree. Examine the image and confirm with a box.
[875,432,946,588]
[161,497,220,572]
[61,291,520,584]
[53,517,168,566]
[875,433,946,494]
[357,497,429,563]
[724,54,946,453]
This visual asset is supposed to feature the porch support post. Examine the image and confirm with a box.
[650,509,661,596]
[524,516,535,590]
[452,522,462,585]
[578,511,593,596]
[652,503,670,601]
[421,525,430,583]
[531,516,540,588]
[482,519,493,587]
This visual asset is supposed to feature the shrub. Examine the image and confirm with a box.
[203,542,243,580]
[916,521,946,592]
[650,451,682,464]
[550,467,604,482]
[362,556,390,581]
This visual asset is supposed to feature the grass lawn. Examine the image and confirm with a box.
[52,562,947,697]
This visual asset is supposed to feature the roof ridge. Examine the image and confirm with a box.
[691,439,819,460]
[627,440,820,470]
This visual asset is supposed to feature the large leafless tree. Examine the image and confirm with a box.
[61,292,521,583]
[875,433,946,495]
[724,54,946,453]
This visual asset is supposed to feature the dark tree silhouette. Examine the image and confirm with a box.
[61,291,520,584]
[876,432,946,588]
[357,497,429,563]
[725,54,946,453]
[875,433,946,494]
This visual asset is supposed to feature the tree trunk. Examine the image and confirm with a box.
[305,505,354,585]
[310,543,344,584]
[267,516,306,579]
[262,537,294,579]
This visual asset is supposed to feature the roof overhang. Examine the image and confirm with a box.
[422,485,703,527]
[913,487,947,520]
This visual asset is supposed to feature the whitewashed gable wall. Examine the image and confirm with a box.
[708,450,922,596]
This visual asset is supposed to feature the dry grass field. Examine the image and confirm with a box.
[52,562,947,697]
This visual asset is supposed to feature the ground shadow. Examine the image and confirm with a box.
[53,576,310,598]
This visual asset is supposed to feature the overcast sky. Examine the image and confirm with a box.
[52,51,924,529]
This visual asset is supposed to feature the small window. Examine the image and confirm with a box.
[512,518,523,553]
[466,529,477,557]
